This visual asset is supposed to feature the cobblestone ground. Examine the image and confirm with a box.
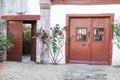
[0,61,120,80]
[65,64,120,80]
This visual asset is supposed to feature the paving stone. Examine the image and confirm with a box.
[65,66,107,80]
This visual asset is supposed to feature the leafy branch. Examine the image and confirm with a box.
[113,18,120,48]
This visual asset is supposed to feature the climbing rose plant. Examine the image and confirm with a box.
[36,24,65,64]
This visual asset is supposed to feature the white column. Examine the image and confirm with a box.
[36,0,51,63]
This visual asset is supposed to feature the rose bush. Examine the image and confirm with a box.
[36,24,65,64]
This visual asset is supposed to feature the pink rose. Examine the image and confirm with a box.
[42,40,46,44]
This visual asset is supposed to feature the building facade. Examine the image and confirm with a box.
[47,0,120,66]
[1,0,120,66]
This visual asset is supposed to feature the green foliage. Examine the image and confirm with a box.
[36,28,48,44]
[0,34,14,51]
[23,26,31,55]
[51,26,64,54]
[23,26,31,42]
[0,20,14,53]
[114,20,120,48]
[41,32,48,40]
[0,20,7,30]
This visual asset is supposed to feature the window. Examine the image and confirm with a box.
[94,28,104,41]
[76,28,86,41]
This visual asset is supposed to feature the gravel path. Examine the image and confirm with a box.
[0,61,120,80]
[0,61,67,80]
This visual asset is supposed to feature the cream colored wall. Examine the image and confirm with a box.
[50,4,120,66]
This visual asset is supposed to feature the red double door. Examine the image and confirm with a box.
[68,17,112,64]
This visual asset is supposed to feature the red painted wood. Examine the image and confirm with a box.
[69,60,109,65]
[91,18,109,64]
[1,15,40,21]
[51,0,120,5]
[65,16,70,63]
[66,14,114,65]
[31,22,37,61]
[7,21,23,61]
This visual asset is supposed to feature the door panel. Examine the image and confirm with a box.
[91,18,109,64]
[69,18,91,63]
[7,21,23,61]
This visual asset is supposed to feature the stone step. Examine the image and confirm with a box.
[64,67,107,80]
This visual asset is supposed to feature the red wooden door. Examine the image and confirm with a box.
[7,21,23,61]
[69,17,111,64]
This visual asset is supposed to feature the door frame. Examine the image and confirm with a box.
[66,14,114,65]
[1,15,40,61]
[23,21,37,61]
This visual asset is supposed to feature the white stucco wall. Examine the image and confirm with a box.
[1,0,40,15]
[27,0,40,14]
[50,4,120,66]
